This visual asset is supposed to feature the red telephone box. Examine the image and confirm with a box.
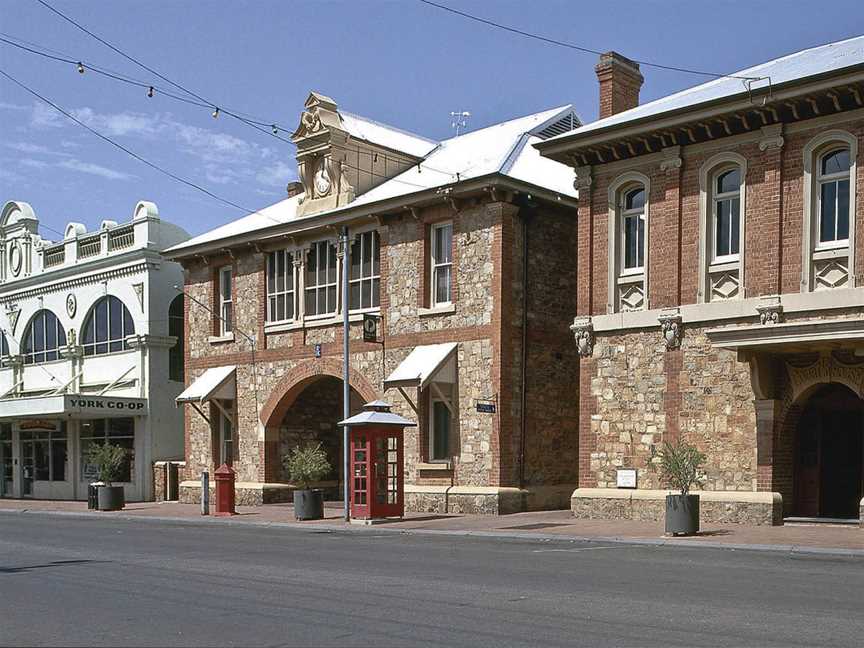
[339,400,415,521]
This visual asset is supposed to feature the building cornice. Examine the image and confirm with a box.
[0,258,153,304]
[165,173,579,261]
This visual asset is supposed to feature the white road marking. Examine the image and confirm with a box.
[532,545,623,553]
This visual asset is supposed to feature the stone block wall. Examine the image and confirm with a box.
[178,197,579,511]
[583,323,757,492]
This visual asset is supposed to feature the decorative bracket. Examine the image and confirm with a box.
[570,316,594,358]
[758,123,785,151]
[660,146,682,174]
[658,308,683,350]
[573,166,593,191]
[756,294,783,325]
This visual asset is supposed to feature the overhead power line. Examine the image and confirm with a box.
[0,67,263,216]
[1,31,453,185]
[416,0,766,81]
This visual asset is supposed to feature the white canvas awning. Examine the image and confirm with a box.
[176,365,236,405]
[384,343,457,390]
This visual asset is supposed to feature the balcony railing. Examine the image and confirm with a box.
[42,244,65,268]
[77,235,102,259]
[108,225,135,252]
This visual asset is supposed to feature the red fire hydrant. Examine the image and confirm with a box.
[214,463,236,516]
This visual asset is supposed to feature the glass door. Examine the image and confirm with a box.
[20,431,34,498]
[0,425,12,497]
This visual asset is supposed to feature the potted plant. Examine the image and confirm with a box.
[651,439,706,536]
[283,443,331,521]
[86,442,128,511]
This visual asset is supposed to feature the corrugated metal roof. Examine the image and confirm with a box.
[542,35,864,144]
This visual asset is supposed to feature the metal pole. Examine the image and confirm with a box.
[201,469,209,516]
[342,226,351,522]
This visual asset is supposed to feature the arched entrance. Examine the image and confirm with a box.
[793,383,864,519]
[274,376,365,485]
[259,359,380,494]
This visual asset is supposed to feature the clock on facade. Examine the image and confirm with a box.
[313,158,331,197]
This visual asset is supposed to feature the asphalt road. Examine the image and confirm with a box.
[0,513,862,647]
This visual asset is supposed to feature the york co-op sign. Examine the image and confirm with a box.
[64,395,148,416]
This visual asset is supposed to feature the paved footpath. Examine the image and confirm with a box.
[1,498,862,555]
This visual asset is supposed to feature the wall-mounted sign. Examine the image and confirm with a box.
[363,314,379,343]
[20,419,58,431]
[65,396,147,416]
[616,469,637,489]
[476,402,496,414]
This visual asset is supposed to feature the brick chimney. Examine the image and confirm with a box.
[595,52,644,119]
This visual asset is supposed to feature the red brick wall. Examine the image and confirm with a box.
[580,116,864,309]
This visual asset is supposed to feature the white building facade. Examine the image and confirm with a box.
[0,200,189,502]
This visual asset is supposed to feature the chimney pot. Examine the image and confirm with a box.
[595,51,644,119]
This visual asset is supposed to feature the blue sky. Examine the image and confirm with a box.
[1,0,861,240]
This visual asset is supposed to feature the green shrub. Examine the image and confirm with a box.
[651,439,706,496]
[86,442,128,487]
[283,443,331,490]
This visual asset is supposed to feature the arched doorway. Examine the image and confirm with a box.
[275,376,365,485]
[793,383,864,519]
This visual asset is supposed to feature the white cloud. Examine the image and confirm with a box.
[20,158,50,170]
[6,142,72,157]
[0,101,29,112]
[30,102,65,129]
[57,159,136,181]
[72,107,160,137]
[20,102,295,190]
[256,160,298,188]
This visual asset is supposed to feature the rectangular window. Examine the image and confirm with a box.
[819,178,850,245]
[349,231,380,311]
[714,197,740,259]
[218,266,233,335]
[431,223,453,306]
[623,213,644,270]
[80,418,135,483]
[266,250,295,322]
[305,241,338,317]
[217,401,234,467]
[430,399,451,462]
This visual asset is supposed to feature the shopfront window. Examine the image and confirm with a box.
[1,425,13,497]
[20,426,67,482]
[80,418,135,483]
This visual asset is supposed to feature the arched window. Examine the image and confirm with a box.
[816,147,851,247]
[81,296,135,356]
[621,186,646,272]
[712,167,742,262]
[22,310,67,364]
[0,329,9,366]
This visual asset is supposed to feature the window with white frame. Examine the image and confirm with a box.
[711,168,741,262]
[816,148,851,248]
[81,296,135,356]
[431,222,453,306]
[21,309,67,365]
[266,249,295,322]
[621,187,646,273]
[803,133,857,292]
[429,391,451,462]
[218,266,233,335]
[349,231,380,311]
[305,241,338,317]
